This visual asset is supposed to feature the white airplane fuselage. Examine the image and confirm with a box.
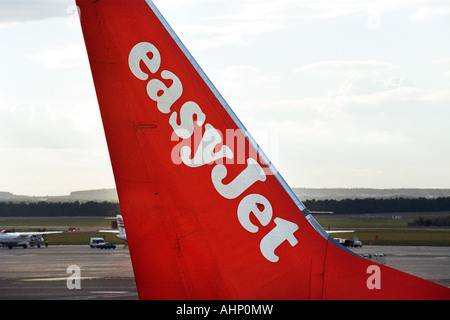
[0,231,59,249]
[0,233,36,248]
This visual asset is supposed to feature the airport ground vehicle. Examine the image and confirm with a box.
[98,242,116,250]
[344,239,363,248]
[89,237,106,248]
[336,238,363,248]
[362,253,386,265]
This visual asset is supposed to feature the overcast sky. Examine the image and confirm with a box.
[0,0,449,196]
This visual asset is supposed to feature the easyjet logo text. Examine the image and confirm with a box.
[128,42,299,263]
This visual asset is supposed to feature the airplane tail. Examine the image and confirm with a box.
[76,0,450,300]
[116,215,126,238]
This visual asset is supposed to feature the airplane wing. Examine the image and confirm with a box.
[76,0,450,300]
[7,231,63,236]
[99,215,123,233]
[326,230,355,234]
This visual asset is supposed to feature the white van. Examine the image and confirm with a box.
[90,237,106,248]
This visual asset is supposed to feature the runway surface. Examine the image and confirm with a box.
[352,246,450,288]
[0,245,138,300]
[0,245,448,299]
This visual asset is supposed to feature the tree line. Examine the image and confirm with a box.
[303,197,450,214]
[0,197,449,217]
[0,201,120,217]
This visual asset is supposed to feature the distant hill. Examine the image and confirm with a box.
[68,189,119,202]
[0,189,119,203]
[293,188,450,200]
[1,188,449,203]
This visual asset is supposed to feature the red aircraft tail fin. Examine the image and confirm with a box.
[76,0,449,300]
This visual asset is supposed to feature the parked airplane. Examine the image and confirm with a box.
[102,214,344,242]
[0,229,62,249]
[76,0,450,299]
[99,214,127,244]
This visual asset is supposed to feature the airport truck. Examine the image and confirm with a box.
[337,238,363,248]
[90,237,106,248]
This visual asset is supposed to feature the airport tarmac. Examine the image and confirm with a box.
[352,245,450,288]
[0,245,138,300]
[0,245,448,300]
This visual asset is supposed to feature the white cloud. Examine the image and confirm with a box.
[0,147,114,196]
[27,44,88,69]
[0,0,74,23]
[433,57,450,64]
[2,0,449,194]
[216,65,281,89]
[230,0,450,21]
[409,2,450,20]
[176,21,284,49]
[295,61,398,77]
[236,77,450,188]
[236,73,450,127]
[0,100,103,149]
[338,77,414,96]
[432,57,450,78]
[153,0,217,10]
[230,0,363,20]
